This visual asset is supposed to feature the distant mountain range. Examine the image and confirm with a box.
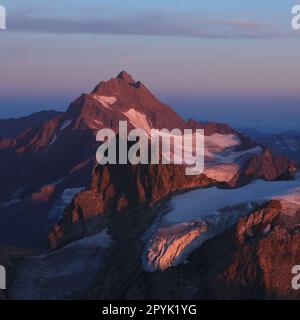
[239,128,300,163]
[0,110,62,138]
[0,72,299,300]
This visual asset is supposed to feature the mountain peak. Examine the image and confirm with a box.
[91,71,137,95]
[116,71,135,83]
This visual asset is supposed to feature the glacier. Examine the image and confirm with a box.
[142,174,300,272]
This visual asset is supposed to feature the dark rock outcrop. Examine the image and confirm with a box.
[49,163,215,248]
[49,147,296,249]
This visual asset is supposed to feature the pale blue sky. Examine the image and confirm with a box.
[0,1,299,131]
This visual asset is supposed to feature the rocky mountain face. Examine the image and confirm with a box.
[79,197,300,300]
[11,188,300,299]
[49,149,296,249]
[48,163,216,249]
[187,119,297,187]
[0,70,289,249]
[0,110,62,139]
[124,199,300,300]
[221,200,300,299]
[0,71,187,248]
[0,71,186,202]
[48,127,296,249]
[231,148,297,187]
[1,71,300,299]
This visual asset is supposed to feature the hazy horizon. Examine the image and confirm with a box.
[1,86,299,134]
[0,1,299,131]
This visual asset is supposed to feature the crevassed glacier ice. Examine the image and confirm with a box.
[142,175,300,272]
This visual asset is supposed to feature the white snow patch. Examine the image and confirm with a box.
[148,130,261,181]
[205,133,240,159]
[0,198,20,210]
[49,178,66,186]
[123,108,152,134]
[203,146,262,182]
[149,131,241,167]
[275,187,300,215]
[59,228,112,250]
[164,178,300,224]
[60,119,72,131]
[153,131,241,163]
[48,187,84,220]
[89,119,103,130]
[91,95,117,110]
[211,146,262,164]
[275,188,300,207]
[49,134,57,147]
[10,186,27,198]
[143,202,256,272]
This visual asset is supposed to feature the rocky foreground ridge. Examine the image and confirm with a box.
[49,149,296,249]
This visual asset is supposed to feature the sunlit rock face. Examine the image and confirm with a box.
[222,197,300,299]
